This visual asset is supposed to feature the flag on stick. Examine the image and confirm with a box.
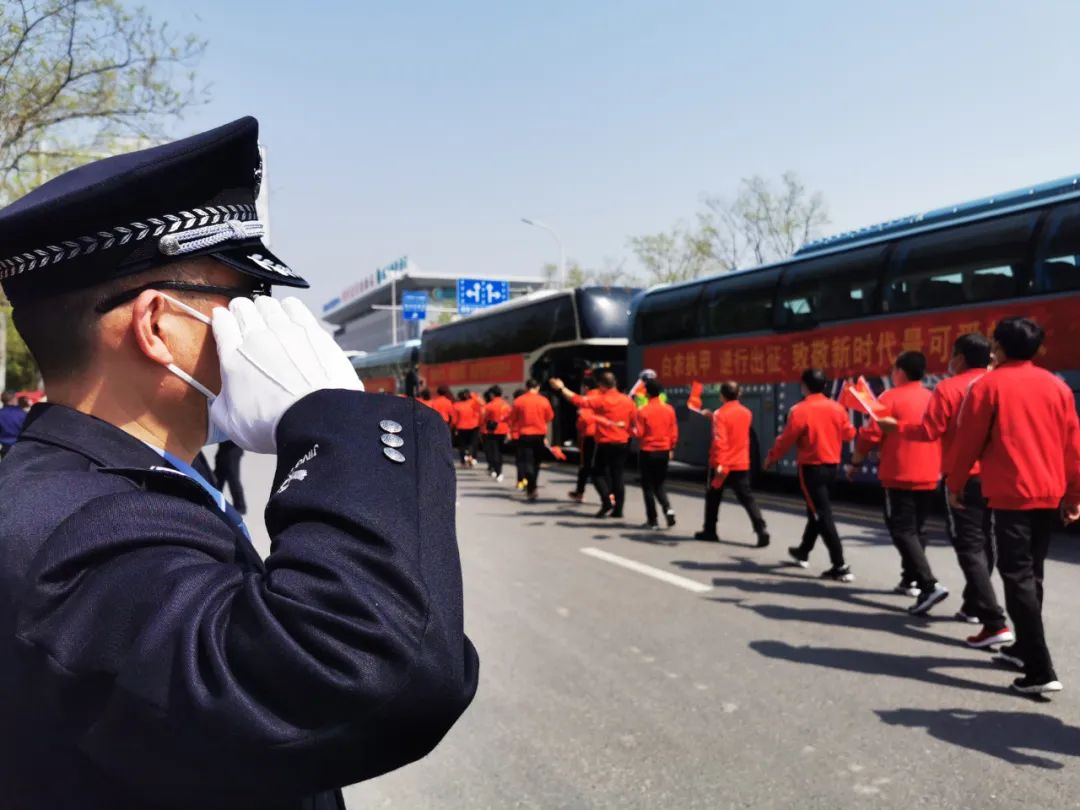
[840,376,888,421]
[687,381,704,413]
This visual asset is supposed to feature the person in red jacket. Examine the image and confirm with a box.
[552,371,638,519]
[695,381,769,546]
[481,386,513,482]
[569,379,601,502]
[636,379,679,530]
[431,385,456,427]
[851,352,949,614]
[452,389,482,468]
[510,378,555,501]
[764,368,856,581]
[948,317,1080,695]
[879,334,1011,646]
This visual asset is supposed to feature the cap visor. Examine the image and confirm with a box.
[211,242,309,288]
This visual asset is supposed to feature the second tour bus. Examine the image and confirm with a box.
[420,287,637,447]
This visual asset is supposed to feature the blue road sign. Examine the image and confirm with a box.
[402,291,428,321]
[457,278,510,315]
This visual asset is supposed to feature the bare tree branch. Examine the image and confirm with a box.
[0,0,208,204]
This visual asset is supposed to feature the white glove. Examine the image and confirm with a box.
[211,296,364,454]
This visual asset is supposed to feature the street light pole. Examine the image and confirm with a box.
[522,218,566,288]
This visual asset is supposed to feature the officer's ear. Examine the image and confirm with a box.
[129,290,176,367]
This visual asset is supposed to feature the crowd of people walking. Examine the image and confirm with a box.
[419,316,1080,697]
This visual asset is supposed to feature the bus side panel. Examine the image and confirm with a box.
[641,296,1080,389]
[420,354,526,390]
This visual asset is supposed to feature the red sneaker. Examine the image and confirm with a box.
[966,626,1015,649]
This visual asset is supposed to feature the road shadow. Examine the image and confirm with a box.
[554,519,638,531]
[674,557,926,608]
[735,601,963,649]
[750,640,1003,695]
[694,536,773,550]
[619,531,681,547]
[516,509,594,519]
[877,707,1080,768]
[705,572,914,614]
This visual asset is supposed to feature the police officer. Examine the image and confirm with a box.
[0,117,478,808]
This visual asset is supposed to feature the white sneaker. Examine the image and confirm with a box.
[496,473,504,483]
[908,584,949,615]
[1011,676,1063,695]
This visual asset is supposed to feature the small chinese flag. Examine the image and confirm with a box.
[628,379,646,400]
[687,381,704,413]
[548,446,568,462]
[840,376,888,421]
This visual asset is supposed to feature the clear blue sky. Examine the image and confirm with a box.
[143,0,1080,310]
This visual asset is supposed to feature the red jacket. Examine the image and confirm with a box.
[452,398,482,431]
[637,398,679,452]
[576,389,602,440]
[711,401,752,471]
[949,360,1080,510]
[572,388,638,444]
[856,381,940,490]
[900,368,984,479]
[766,393,855,466]
[431,396,455,426]
[511,391,554,437]
[482,397,512,436]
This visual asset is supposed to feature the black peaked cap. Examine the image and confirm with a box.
[0,117,308,303]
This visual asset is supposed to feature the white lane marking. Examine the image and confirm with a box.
[580,547,712,593]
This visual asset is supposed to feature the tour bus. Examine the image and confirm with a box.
[627,173,1080,478]
[420,287,637,447]
[349,340,420,396]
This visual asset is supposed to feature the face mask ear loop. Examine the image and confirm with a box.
[158,292,219,400]
[159,292,213,325]
[167,363,217,401]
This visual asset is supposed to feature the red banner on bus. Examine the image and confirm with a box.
[642,298,1080,386]
[421,354,526,388]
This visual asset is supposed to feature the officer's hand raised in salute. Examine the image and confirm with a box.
[0,117,477,810]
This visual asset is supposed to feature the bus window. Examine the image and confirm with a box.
[885,212,1037,313]
[577,287,637,339]
[422,293,576,363]
[776,245,886,327]
[633,285,702,344]
[1036,202,1080,292]
[702,269,781,336]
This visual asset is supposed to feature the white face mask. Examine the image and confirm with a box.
[160,293,230,447]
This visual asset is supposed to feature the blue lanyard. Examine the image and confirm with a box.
[161,450,228,511]
[157,448,251,542]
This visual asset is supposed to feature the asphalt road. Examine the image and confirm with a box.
[239,453,1080,809]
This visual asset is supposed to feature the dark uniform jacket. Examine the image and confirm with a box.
[0,391,479,809]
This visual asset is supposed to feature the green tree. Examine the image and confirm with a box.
[701,171,829,270]
[627,224,717,285]
[0,0,208,386]
[0,0,208,204]
[1,304,38,389]
[541,257,638,289]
